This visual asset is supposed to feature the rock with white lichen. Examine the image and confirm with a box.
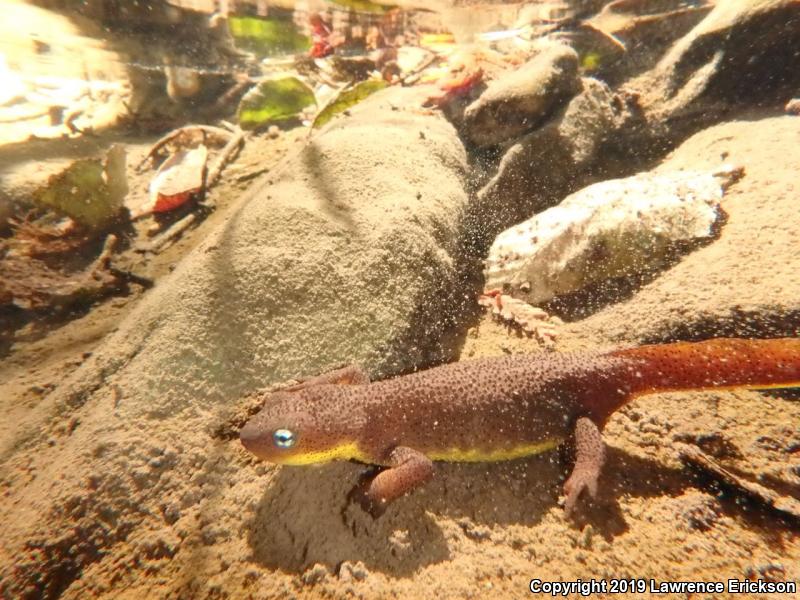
[483,166,743,306]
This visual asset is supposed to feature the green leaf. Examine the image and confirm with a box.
[328,0,393,14]
[228,15,310,57]
[35,147,127,229]
[313,79,388,129]
[581,51,602,71]
[238,77,316,130]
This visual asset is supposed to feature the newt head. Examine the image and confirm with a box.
[239,386,369,466]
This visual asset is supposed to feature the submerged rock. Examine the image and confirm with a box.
[573,0,713,83]
[0,86,472,598]
[461,40,580,148]
[630,0,800,135]
[568,115,800,343]
[483,166,743,306]
[472,76,630,244]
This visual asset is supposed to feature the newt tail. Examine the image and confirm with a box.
[240,338,800,517]
[590,337,800,422]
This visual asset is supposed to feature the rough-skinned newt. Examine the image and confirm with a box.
[239,338,800,516]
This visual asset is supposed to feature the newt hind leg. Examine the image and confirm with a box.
[564,416,606,516]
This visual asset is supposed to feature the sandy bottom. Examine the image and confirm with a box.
[1,112,799,598]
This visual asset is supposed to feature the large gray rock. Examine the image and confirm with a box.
[461,41,580,148]
[469,76,629,247]
[568,114,800,344]
[0,86,472,598]
[629,0,800,136]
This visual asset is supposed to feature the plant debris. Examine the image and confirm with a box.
[0,234,138,311]
[478,289,560,345]
[135,213,197,254]
[237,77,316,130]
[228,14,310,58]
[142,145,209,218]
[423,66,484,108]
[313,79,388,129]
[8,217,93,258]
[678,443,800,523]
[33,144,128,230]
[131,123,244,221]
[136,125,231,172]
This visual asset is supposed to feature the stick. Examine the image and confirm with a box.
[136,213,197,254]
[206,126,244,189]
[92,233,118,269]
[677,443,800,521]
[399,52,440,86]
[137,125,233,171]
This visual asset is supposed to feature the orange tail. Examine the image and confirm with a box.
[611,338,800,398]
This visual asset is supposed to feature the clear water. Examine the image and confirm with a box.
[1,1,799,598]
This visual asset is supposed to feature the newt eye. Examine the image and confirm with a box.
[273,428,296,449]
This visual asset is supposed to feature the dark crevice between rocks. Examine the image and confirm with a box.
[372,247,486,379]
[639,308,800,346]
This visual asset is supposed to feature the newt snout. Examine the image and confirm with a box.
[239,419,271,458]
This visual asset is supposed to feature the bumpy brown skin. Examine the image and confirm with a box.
[240,338,800,517]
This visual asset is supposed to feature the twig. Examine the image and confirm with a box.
[677,443,800,522]
[399,52,440,86]
[478,291,560,345]
[136,213,197,254]
[137,125,233,171]
[206,125,244,189]
[107,266,154,289]
[219,120,239,133]
[0,233,126,311]
[236,166,270,183]
[93,233,118,269]
[96,234,154,287]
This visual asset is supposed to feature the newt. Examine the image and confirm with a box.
[239,337,800,516]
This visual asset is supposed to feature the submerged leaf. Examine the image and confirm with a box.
[228,15,310,57]
[35,145,128,229]
[131,145,208,219]
[581,51,602,71]
[328,0,392,14]
[238,77,316,130]
[313,79,388,129]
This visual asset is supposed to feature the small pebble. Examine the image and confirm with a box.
[162,501,181,524]
[681,495,720,531]
[576,524,594,549]
[338,560,369,582]
[301,563,330,585]
[744,562,785,582]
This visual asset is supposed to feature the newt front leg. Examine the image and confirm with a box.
[284,364,370,391]
[350,446,434,517]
